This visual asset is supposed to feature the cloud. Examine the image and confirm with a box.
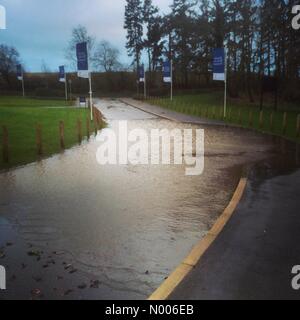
[0,0,172,71]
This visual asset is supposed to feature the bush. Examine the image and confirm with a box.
[34,87,65,98]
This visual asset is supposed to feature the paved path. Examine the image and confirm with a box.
[120,98,225,126]
[120,98,300,300]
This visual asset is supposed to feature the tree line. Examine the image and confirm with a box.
[1,1,299,104]
[0,25,129,95]
[124,0,300,105]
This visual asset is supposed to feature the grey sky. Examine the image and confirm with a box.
[0,0,172,71]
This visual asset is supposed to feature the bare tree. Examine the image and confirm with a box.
[94,41,122,72]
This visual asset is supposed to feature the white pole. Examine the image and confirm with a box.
[224,47,227,119]
[65,74,68,101]
[171,59,173,101]
[144,69,146,99]
[69,80,72,101]
[89,72,93,121]
[21,76,25,98]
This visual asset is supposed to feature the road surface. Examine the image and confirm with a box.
[0,99,289,300]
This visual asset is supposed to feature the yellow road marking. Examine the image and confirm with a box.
[148,176,248,301]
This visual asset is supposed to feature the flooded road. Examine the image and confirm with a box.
[0,99,279,300]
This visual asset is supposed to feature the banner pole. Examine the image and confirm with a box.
[65,74,68,101]
[69,80,72,101]
[224,47,227,119]
[22,76,25,98]
[89,72,93,121]
[144,69,146,99]
[171,59,173,101]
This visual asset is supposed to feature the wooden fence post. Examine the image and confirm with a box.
[297,114,300,138]
[59,121,65,150]
[238,109,242,124]
[36,124,43,156]
[2,126,9,163]
[259,110,264,129]
[270,112,274,131]
[77,119,82,144]
[249,110,253,127]
[282,112,287,135]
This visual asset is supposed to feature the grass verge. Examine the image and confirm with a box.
[147,93,300,143]
[0,96,103,170]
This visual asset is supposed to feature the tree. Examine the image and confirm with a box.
[143,0,164,72]
[170,0,196,87]
[239,0,257,102]
[94,41,122,72]
[211,0,226,48]
[124,0,144,71]
[0,44,21,87]
[191,0,213,85]
[121,0,300,103]
[65,25,95,69]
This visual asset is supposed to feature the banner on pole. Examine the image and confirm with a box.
[16,64,23,81]
[138,65,145,82]
[213,48,225,81]
[76,42,89,79]
[163,61,172,83]
[59,66,66,82]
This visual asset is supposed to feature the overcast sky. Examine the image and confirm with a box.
[0,0,172,71]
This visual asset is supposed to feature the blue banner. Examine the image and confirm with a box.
[16,64,23,80]
[59,66,65,82]
[76,42,89,78]
[163,61,171,83]
[138,65,145,82]
[213,48,225,81]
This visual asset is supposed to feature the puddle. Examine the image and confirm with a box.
[0,99,295,300]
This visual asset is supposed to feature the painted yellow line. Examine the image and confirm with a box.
[148,176,248,301]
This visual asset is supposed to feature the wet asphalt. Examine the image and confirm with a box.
[122,99,300,300]
[169,157,300,300]
[0,98,298,300]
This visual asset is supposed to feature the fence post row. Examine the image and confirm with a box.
[282,112,287,135]
[249,111,253,127]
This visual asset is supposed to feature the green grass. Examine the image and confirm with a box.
[147,93,300,143]
[0,96,102,170]
[0,96,72,108]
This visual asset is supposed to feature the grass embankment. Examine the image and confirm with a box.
[0,96,102,170]
[147,92,300,143]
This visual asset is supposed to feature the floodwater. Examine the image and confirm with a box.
[0,99,281,300]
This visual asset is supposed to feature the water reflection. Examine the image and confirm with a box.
[0,99,294,300]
